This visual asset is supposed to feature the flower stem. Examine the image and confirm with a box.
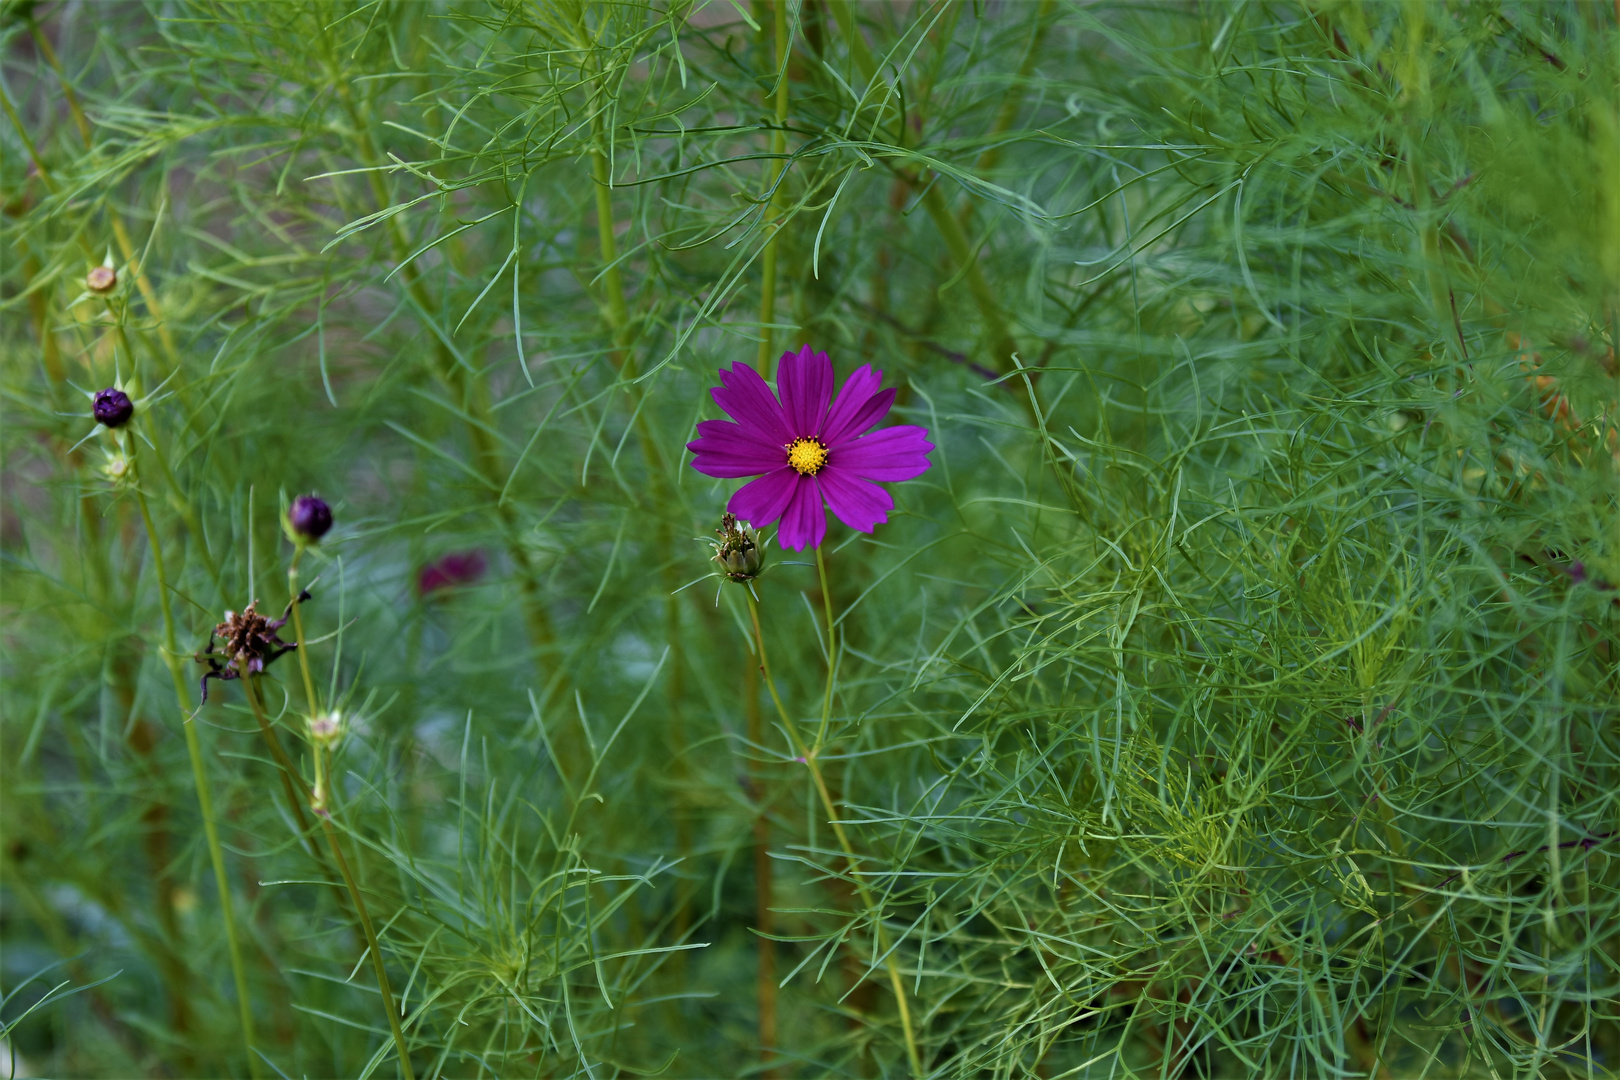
[756,0,791,377]
[236,664,322,863]
[745,660,778,1077]
[744,592,922,1078]
[319,811,414,1080]
[288,552,321,719]
[813,545,837,751]
[126,432,260,1079]
[276,555,415,1080]
[109,314,222,595]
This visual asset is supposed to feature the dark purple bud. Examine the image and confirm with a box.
[288,494,333,543]
[92,387,134,428]
[1568,561,1587,585]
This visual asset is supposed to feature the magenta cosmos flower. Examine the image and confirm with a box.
[687,344,933,551]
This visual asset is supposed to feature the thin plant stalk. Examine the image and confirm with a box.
[813,546,837,750]
[277,551,416,1080]
[323,65,559,682]
[106,304,221,595]
[30,21,191,380]
[744,592,922,1078]
[756,0,791,377]
[125,430,260,1079]
[234,654,323,863]
[745,660,778,1077]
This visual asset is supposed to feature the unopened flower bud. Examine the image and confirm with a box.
[308,711,342,746]
[102,452,131,483]
[287,494,333,543]
[92,387,134,428]
[712,513,764,583]
[87,264,118,295]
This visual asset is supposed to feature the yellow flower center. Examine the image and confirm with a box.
[786,436,829,476]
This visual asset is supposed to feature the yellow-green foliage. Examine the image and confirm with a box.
[2,2,1618,1077]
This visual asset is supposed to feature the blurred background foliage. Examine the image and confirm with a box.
[2,0,1619,1076]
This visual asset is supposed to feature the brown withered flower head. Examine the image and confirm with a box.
[194,590,311,702]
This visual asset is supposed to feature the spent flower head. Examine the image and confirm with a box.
[686,345,933,550]
[194,592,310,702]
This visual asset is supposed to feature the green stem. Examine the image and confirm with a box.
[813,546,837,751]
[756,0,791,376]
[288,552,321,718]
[319,814,414,1080]
[592,148,632,342]
[236,663,323,864]
[827,1,1023,382]
[110,313,222,594]
[328,72,559,682]
[744,592,922,1078]
[274,556,414,1080]
[126,433,260,1079]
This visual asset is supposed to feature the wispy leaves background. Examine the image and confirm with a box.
[2,1,1618,1077]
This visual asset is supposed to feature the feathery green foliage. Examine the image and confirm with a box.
[3,1,1619,1076]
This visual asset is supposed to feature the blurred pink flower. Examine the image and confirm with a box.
[418,550,487,596]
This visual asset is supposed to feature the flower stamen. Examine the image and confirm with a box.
[787,436,829,476]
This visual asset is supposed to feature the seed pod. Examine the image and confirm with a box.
[86,264,117,295]
[287,494,333,543]
[92,387,134,428]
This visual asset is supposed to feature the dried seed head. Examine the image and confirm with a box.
[712,513,764,583]
[214,601,290,672]
[287,494,333,543]
[92,387,134,428]
[86,264,118,295]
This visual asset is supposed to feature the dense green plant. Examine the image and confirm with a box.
[3,1,1619,1076]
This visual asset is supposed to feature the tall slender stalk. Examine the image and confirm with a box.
[745,659,778,1078]
[324,64,559,678]
[286,549,413,1079]
[126,432,260,1078]
[813,546,838,750]
[756,0,792,377]
[744,592,922,1078]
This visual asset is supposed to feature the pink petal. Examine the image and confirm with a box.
[832,425,934,482]
[817,468,895,534]
[777,344,832,437]
[713,361,793,444]
[775,476,828,551]
[822,365,894,446]
[688,420,787,478]
[728,467,802,529]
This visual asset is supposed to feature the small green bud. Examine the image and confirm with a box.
[308,711,343,746]
[712,513,764,583]
[101,451,132,485]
